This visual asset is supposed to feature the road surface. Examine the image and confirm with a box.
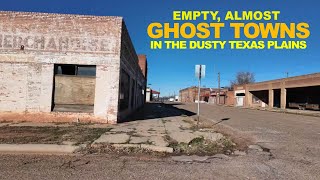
[0,103,319,179]
[175,103,320,179]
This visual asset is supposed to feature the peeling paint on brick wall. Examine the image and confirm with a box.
[0,11,122,55]
[0,11,126,124]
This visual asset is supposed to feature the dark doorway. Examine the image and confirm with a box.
[287,86,320,110]
[273,89,281,108]
[251,90,269,104]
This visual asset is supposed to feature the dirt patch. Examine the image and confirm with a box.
[0,126,111,145]
[192,116,254,151]
[0,112,109,124]
[178,115,252,152]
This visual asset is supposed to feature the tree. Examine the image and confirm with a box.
[230,71,255,87]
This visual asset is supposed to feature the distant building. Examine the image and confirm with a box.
[233,73,320,110]
[209,88,234,106]
[146,88,152,102]
[0,11,147,124]
[146,88,160,102]
[179,86,211,103]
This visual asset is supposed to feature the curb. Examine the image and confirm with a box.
[241,107,320,117]
[0,144,86,154]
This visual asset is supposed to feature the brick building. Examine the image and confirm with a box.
[179,86,210,103]
[0,11,147,124]
[208,89,234,106]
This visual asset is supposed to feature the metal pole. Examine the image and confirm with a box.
[197,65,202,127]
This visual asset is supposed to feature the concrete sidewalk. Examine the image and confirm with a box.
[92,103,231,154]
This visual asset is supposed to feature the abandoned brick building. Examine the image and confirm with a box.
[0,11,147,124]
[179,87,211,103]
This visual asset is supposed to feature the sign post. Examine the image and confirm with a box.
[195,65,206,127]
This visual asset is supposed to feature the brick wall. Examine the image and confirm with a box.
[0,62,54,113]
[138,55,147,78]
[226,91,235,106]
[118,22,146,121]
[0,11,122,55]
[179,87,210,103]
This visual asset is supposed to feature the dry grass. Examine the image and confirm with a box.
[0,126,111,145]
[168,136,235,156]
[83,144,168,157]
[195,116,254,151]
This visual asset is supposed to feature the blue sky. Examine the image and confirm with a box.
[1,0,319,96]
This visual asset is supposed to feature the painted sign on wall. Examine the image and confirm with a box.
[0,33,114,53]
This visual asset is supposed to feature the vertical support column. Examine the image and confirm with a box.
[40,64,54,112]
[244,85,251,108]
[94,64,120,124]
[281,87,287,109]
[26,63,42,112]
[268,89,274,109]
[246,91,253,108]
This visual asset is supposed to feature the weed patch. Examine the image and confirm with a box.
[168,136,235,155]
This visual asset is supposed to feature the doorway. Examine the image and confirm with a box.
[236,93,245,107]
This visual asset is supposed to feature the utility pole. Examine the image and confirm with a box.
[286,72,289,78]
[217,72,220,105]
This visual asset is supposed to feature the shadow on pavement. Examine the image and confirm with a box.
[213,118,231,125]
[122,102,196,122]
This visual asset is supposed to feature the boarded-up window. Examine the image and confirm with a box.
[52,64,96,113]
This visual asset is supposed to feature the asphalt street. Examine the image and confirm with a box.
[0,103,319,179]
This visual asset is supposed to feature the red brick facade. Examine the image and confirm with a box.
[179,87,210,103]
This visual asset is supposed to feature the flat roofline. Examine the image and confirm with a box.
[179,86,212,91]
[0,10,123,20]
[247,72,320,86]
